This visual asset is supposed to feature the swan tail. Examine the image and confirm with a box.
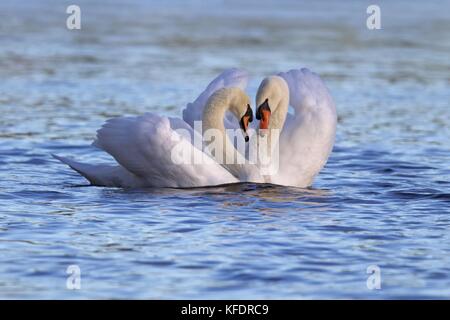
[52,154,143,187]
[52,154,105,185]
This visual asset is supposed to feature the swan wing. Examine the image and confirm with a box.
[278,68,336,129]
[274,68,337,187]
[182,68,249,130]
[93,113,238,188]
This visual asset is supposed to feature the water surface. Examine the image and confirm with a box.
[0,0,449,299]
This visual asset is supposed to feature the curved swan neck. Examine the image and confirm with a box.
[266,95,288,164]
[202,88,248,179]
[202,88,232,133]
[269,95,289,132]
[258,78,289,156]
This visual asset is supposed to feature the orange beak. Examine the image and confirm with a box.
[259,109,271,130]
[239,104,253,142]
[242,115,250,131]
[256,98,271,130]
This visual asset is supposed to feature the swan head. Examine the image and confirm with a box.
[255,76,289,134]
[228,88,253,142]
[203,87,253,142]
[239,104,253,142]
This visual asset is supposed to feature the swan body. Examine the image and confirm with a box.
[56,69,257,188]
[55,113,239,188]
[255,68,337,187]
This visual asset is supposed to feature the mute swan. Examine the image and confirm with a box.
[55,70,261,188]
[255,68,337,187]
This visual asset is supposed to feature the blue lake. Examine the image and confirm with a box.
[0,0,449,298]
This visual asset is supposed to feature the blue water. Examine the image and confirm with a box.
[0,0,449,299]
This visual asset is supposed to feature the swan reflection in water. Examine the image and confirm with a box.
[106,182,334,217]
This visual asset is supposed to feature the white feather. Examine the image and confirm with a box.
[274,68,337,187]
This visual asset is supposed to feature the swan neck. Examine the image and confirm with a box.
[202,91,229,134]
[270,96,289,132]
[202,90,246,179]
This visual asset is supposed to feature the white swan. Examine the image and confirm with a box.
[254,68,337,187]
[55,69,261,188]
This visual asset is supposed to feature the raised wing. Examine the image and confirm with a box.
[93,113,238,188]
[278,68,336,122]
